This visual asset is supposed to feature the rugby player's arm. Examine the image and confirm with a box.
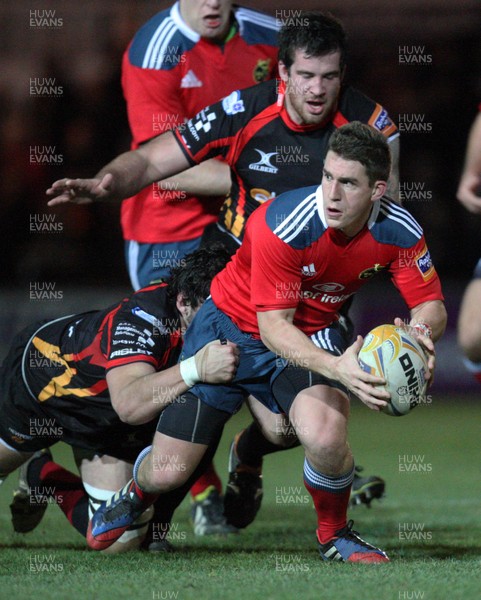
[457,111,481,213]
[407,299,447,343]
[394,298,447,383]
[387,136,400,202]
[257,308,390,410]
[47,130,192,205]
[107,361,190,426]
[107,339,239,425]
[153,158,232,197]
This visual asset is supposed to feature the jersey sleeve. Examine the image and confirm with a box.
[105,303,176,372]
[248,210,305,311]
[338,87,398,142]
[173,86,259,166]
[121,48,186,147]
[389,237,444,308]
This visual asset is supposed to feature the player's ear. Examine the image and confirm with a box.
[176,293,199,328]
[371,180,387,202]
[278,61,289,83]
[176,293,191,318]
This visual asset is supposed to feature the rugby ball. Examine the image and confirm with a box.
[358,324,428,416]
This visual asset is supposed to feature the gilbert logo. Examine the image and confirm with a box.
[248,149,279,174]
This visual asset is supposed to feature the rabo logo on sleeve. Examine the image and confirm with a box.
[416,247,435,280]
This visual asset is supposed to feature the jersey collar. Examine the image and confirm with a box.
[316,185,328,227]
[277,80,335,133]
[171,2,200,42]
[172,1,237,44]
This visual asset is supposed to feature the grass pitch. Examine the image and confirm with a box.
[0,396,479,600]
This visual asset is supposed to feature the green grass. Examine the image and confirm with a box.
[1,397,479,600]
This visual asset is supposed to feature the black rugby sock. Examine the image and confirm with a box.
[235,421,301,468]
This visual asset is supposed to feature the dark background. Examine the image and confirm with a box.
[0,1,480,389]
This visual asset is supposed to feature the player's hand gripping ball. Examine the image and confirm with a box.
[358,324,428,416]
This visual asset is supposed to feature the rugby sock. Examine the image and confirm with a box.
[190,462,222,498]
[303,458,355,544]
[234,422,300,470]
[132,446,161,505]
[29,459,89,536]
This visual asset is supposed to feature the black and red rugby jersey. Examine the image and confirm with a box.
[21,284,182,409]
[174,78,398,245]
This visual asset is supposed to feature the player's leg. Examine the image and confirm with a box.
[75,449,153,553]
[87,297,279,550]
[0,439,33,485]
[126,238,230,535]
[87,392,233,550]
[458,260,481,383]
[272,369,388,564]
[225,396,299,528]
[0,335,73,532]
[0,441,48,533]
[225,320,385,523]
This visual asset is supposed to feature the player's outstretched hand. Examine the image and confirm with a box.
[46,173,114,206]
[195,340,239,384]
[333,336,390,411]
[394,317,436,386]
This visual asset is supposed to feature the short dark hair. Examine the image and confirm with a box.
[278,12,346,71]
[167,243,231,309]
[328,122,391,184]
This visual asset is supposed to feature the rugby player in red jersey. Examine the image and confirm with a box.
[47,12,402,528]
[85,123,446,561]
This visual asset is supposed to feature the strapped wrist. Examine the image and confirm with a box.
[179,356,200,387]
[412,322,432,338]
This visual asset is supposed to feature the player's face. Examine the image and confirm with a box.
[322,151,386,237]
[180,0,233,41]
[279,50,343,126]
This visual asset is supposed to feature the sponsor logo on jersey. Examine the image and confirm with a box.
[416,247,434,280]
[301,264,316,276]
[180,69,202,88]
[373,108,393,131]
[193,109,217,134]
[222,91,245,116]
[358,264,387,279]
[312,282,345,292]
[253,58,271,83]
[248,149,279,174]
[302,291,353,303]
[110,348,153,358]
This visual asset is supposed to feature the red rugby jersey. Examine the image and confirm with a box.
[211,185,443,337]
[121,3,279,243]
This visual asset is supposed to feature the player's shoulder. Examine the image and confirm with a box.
[234,6,279,45]
[128,4,197,70]
[219,78,277,119]
[369,198,424,248]
[264,185,326,249]
[338,86,398,138]
[116,283,179,331]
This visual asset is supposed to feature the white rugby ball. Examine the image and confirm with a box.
[358,324,428,416]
